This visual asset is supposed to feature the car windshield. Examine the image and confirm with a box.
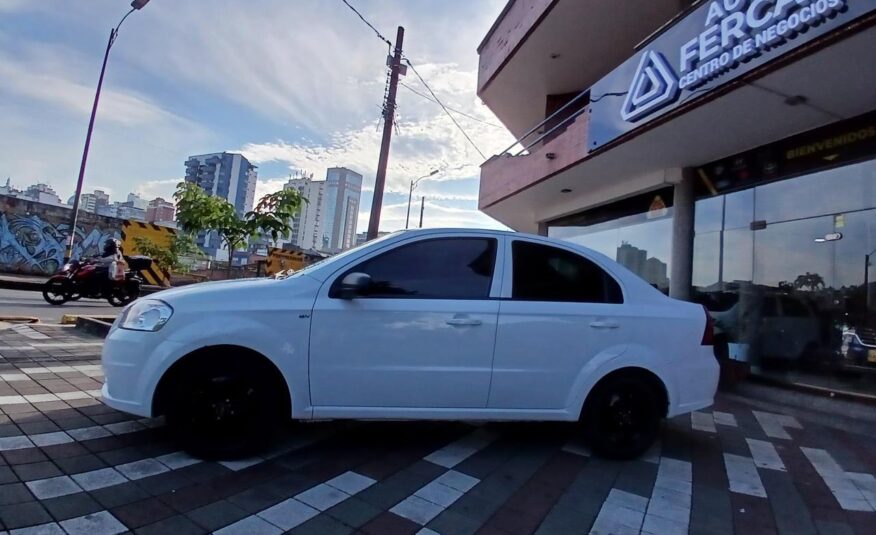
[286,232,401,279]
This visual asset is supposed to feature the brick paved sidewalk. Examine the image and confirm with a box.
[1,324,875,534]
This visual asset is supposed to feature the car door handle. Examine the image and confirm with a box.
[446,318,482,327]
[589,320,620,329]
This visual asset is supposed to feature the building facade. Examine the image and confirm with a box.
[321,167,362,252]
[184,152,257,216]
[478,0,876,395]
[283,173,324,251]
[146,197,175,223]
[184,152,258,258]
[282,168,362,253]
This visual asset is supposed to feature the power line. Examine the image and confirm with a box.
[399,81,504,129]
[339,0,392,48]
[403,57,486,159]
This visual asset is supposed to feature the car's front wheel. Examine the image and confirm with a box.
[164,353,282,459]
[582,374,662,460]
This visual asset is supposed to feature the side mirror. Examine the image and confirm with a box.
[338,272,372,299]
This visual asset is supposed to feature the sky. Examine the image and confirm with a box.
[0,0,515,232]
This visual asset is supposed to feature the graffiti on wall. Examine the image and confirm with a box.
[0,213,120,275]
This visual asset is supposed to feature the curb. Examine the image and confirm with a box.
[748,373,876,406]
[62,314,117,325]
[74,316,113,338]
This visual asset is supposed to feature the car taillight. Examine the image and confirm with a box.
[701,306,715,346]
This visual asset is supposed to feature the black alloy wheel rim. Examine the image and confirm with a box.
[598,389,649,449]
[187,375,259,436]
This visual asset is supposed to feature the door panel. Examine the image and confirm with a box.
[489,239,628,410]
[490,301,628,409]
[310,298,498,408]
[309,235,502,409]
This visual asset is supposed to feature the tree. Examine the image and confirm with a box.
[173,182,303,276]
[132,233,203,275]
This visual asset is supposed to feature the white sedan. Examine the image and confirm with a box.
[102,229,718,459]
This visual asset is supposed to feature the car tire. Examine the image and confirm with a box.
[165,353,282,459]
[581,375,662,460]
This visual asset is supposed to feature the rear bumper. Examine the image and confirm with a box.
[667,348,720,418]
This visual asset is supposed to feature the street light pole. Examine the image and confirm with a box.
[405,169,438,229]
[65,0,150,261]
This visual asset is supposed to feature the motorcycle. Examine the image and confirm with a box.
[42,255,152,307]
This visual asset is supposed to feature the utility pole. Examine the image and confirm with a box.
[419,196,425,228]
[367,26,405,240]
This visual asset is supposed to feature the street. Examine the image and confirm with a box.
[0,289,119,324]
[0,324,875,534]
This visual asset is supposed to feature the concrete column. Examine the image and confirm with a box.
[537,222,549,236]
[670,169,695,301]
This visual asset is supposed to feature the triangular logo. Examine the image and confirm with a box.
[621,51,679,123]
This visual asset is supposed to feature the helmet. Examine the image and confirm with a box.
[103,238,120,257]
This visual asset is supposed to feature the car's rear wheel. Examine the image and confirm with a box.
[582,375,662,460]
[165,353,282,459]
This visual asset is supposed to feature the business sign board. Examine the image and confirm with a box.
[588,0,876,150]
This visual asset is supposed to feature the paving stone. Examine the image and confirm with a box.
[326,471,376,495]
[186,500,249,531]
[295,483,350,511]
[25,475,81,500]
[0,501,52,529]
[12,461,62,482]
[289,513,355,535]
[428,508,483,535]
[53,454,107,475]
[326,496,384,528]
[0,465,16,484]
[0,482,34,505]
[257,498,319,531]
[213,515,282,535]
[59,511,126,535]
[134,514,207,535]
[40,492,103,521]
[112,496,176,529]
[71,468,127,491]
[89,480,150,509]
[6,521,67,534]
[391,495,446,525]
[115,458,169,480]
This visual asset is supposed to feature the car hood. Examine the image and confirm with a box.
[145,276,318,305]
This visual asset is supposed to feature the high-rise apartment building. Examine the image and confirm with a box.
[184,152,258,258]
[282,173,323,251]
[282,168,362,253]
[321,167,362,252]
[184,152,257,216]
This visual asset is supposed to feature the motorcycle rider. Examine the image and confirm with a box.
[87,238,125,294]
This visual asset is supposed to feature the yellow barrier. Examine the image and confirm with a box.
[265,248,322,276]
[120,221,175,287]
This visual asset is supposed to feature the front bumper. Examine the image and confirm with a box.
[101,326,180,418]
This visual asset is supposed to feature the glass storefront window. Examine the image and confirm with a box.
[695,196,723,234]
[724,189,755,230]
[694,157,876,396]
[549,198,673,294]
[755,159,876,223]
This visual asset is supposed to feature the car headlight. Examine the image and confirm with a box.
[120,300,173,332]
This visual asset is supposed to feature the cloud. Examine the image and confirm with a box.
[135,179,182,201]
[2,0,514,229]
[357,200,507,232]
